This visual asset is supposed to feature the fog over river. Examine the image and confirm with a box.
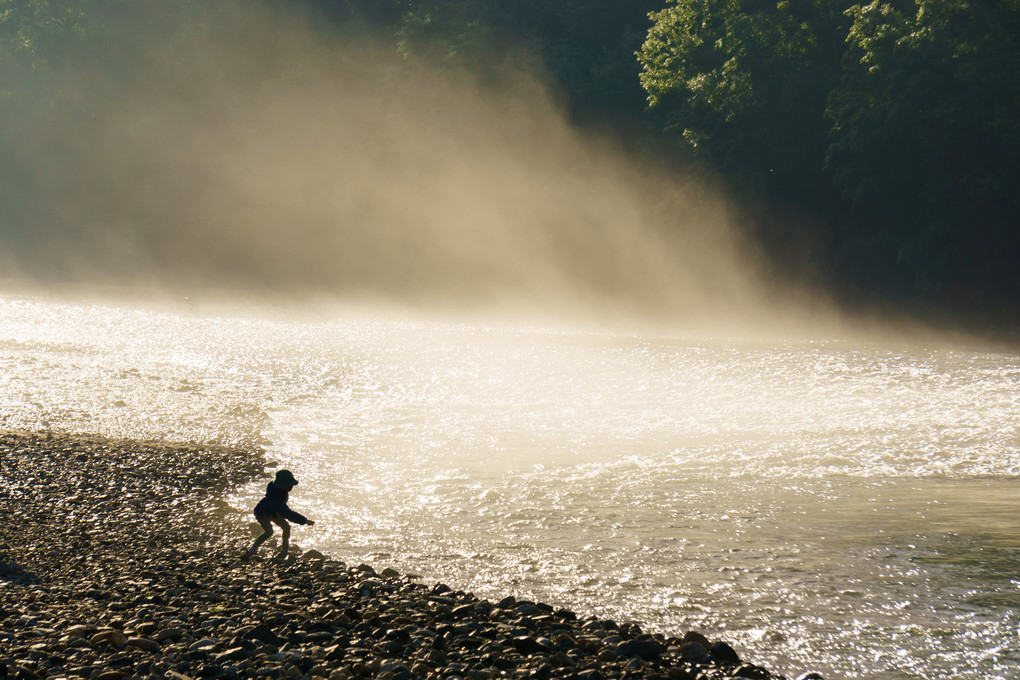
[1,295,1018,679]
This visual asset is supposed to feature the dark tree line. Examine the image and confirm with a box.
[641,0,1020,325]
[3,0,1018,328]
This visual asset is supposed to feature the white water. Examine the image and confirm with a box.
[1,294,1018,679]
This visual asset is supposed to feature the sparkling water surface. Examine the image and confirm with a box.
[1,295,1018,679]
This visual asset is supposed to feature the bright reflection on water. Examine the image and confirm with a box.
[2,295,1018,679]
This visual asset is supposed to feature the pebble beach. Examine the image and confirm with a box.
[1,431,818,680]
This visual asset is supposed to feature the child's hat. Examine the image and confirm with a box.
[274,469,298,487]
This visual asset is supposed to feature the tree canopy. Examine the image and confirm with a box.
[639,0,1020,322]
[825,0,1020,304]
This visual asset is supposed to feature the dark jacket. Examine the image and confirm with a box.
[253,482,308,524]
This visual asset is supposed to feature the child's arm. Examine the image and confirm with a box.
[267,486,312,524]
[280,507,310,524]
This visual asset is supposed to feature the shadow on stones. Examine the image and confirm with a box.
[0,556,40,585]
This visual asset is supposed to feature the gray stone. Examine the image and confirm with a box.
[90,630,128,647]
[0,432,788,680]
[710,640,741,665]
[126,637,161,653]
[356,579,382,593]
[188,638,219,652]
[616,639,663,660]
[511,636,547,654]
[679,641,710,663]
[156,628,185,642]
[216,647,253,663]
[681,630,711,647]
[734,664,772,679]
[243,625,287,647]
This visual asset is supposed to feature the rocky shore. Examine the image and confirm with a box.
[1,431,821,680]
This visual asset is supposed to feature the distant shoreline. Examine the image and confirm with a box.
[1,430,807,680]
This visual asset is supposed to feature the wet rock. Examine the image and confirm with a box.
[512,636,548,654]
[616,638,663,660]
[96,671,128,680]
[679,641,711,663]
[733,664,773,679]
[12,665,41,680]
[301,549,327,562]
[681,631,711,647]
[90,630,128,648]
[355,579,382,594]
[67,625,98,638]
[126,637,161,653]
[711,640,741,665]
[157,628,186,642]
[189,639,220,653]
[451,603,476,618]
[243,625,286,647]
[0,431,794,680]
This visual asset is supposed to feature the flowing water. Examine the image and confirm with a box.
[1,294,1018,679]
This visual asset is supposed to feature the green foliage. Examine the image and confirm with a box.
[0,0,91,132]
[640,0,1020,318]
[393,0,660,122]
[0,0,85,72]
[827,0,1020,300]
[294,0,404,33]
[638,0,851,207]
[1,0,94,250]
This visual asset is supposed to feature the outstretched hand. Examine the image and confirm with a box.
[306,520,315,526]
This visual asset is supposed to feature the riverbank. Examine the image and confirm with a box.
[1,431,813,680]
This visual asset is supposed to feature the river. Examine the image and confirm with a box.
[1,294,1017,679]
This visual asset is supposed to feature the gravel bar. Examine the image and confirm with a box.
[1,431,823,680]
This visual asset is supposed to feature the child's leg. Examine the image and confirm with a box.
[271,515,291,556]
[248,517,275,553]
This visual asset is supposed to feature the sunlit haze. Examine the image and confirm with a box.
[0,3,809,331]
[2,4,1018,680]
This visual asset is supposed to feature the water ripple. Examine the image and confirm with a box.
[2,295,1019,679]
